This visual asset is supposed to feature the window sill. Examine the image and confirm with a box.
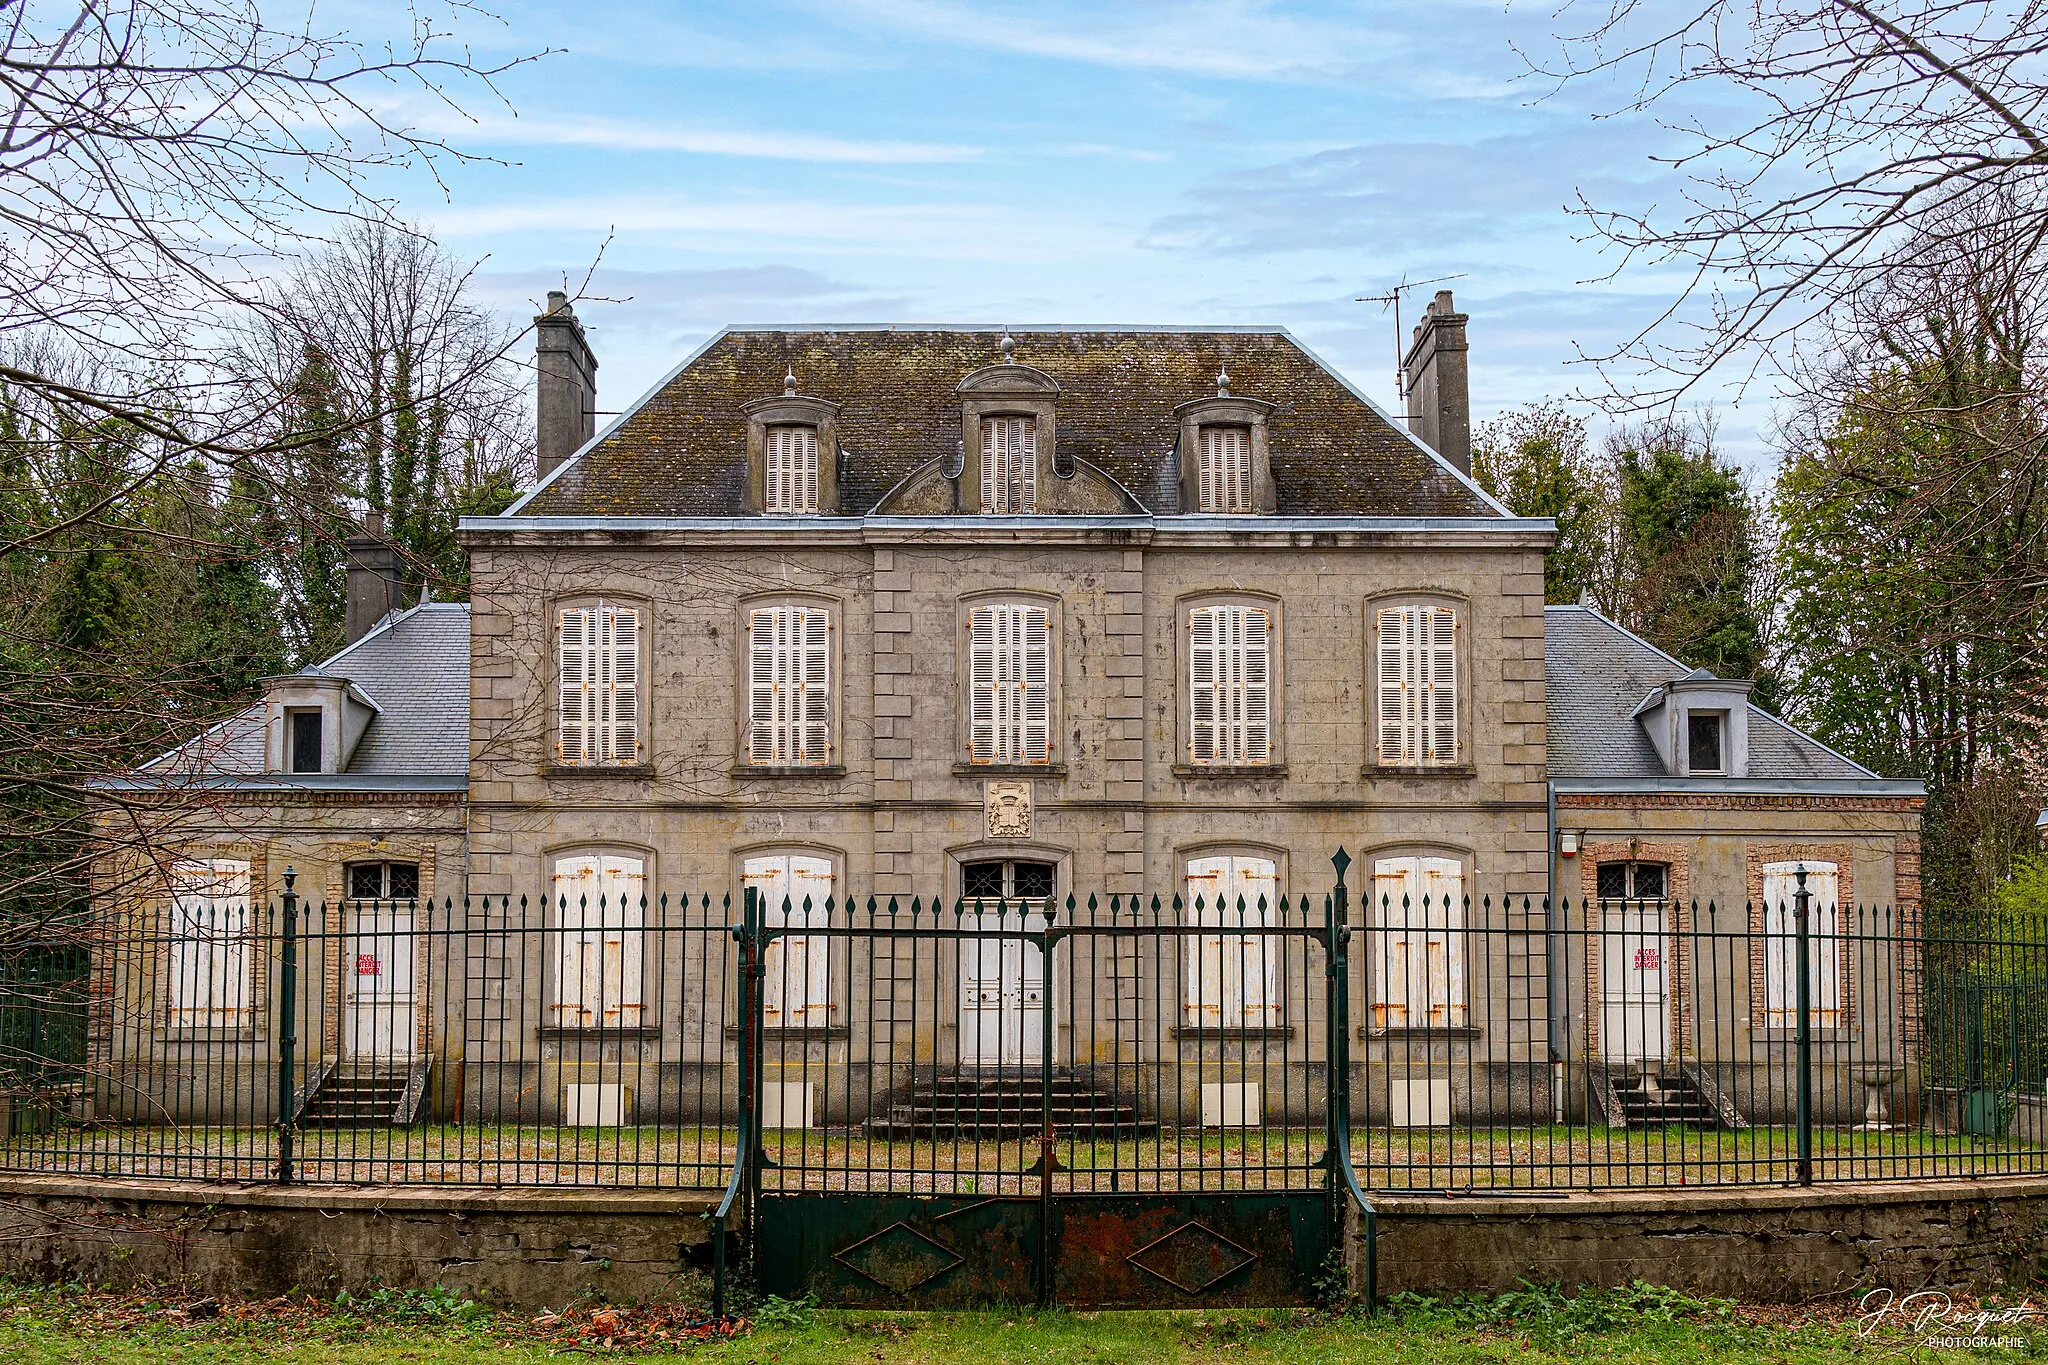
[1753,1026,1857,1042]
[545,764,654,780]
[1363,764,1475,779]
[1172,763,1286,778]
[723,1025,850,1042]
[1172,1025,1296,1041]
[1362,1025,1482,1041]
[732,764,848,779]
[952,763,1067,778]
[159,1028,260,1043]
[540,1025,663,1041]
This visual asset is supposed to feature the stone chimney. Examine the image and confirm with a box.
[535,290,598,481]
[1402,289,1471,475]
[344,512,404,643]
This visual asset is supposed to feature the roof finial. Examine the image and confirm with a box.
[999,328,1016,364]
[783,366,798,396]
[1216,365,1231,397]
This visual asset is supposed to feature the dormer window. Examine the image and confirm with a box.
[1176,373,1276,514]
[288,710,324,774]
[1198,426,1253,512]
[956,335,1060,515]
[1688,712,1726,774]
[981,416,1037,513]
[744,374,839,514]
[765,425,820,513]
[261,673,379,775]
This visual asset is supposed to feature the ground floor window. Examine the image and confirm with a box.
[961,859,1055,905]
[1183,855,1280,1027]
[1369,855,1467,1029]
[741,852,837,1027]
[549,853,645,1029]
[346,861,420,900]
[1595,860,1667,901]
[167,859,253,1030]
[1761,860,1842,1027]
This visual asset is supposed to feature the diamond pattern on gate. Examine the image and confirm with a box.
[833,1221,964,1292]
[1124,1220,1258,1295]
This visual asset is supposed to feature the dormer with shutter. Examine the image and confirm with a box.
[1175,368,1277,514]
[743,370,841,514]
[956,334,1060,515]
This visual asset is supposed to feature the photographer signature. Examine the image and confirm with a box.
[1858,1289,2043,1338]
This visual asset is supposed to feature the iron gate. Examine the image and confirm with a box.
[716,853,1375,1309]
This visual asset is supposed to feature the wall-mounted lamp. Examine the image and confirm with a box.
[1558,831,1581,858]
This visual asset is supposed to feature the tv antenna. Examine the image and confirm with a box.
[1356,273,1465,403]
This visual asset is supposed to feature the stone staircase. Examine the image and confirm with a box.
[868,1072,1157,1139]
[1594,1062,1747,1130]
[295,1061,428,1128]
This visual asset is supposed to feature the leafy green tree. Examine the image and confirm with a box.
[1473,403,1611,605]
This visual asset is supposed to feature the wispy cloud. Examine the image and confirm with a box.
[408,106,981,164]
[819,0,1402,82]
[435,195,1132,263]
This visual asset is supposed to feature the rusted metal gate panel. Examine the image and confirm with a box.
[758,1194,1040,1307]
[1051,1193,1330,1307]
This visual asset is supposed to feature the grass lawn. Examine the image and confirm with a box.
[3,1280,2044,1364]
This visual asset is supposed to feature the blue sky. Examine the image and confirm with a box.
[377,0,1766,466]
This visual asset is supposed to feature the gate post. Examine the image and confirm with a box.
[1794,866,1814,1185]
[275,869,298,1186]
[1038,898,1059,1308]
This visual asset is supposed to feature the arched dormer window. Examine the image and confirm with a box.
[743,374,840,514]
[1176,371,1276,514]
[956,337,1060,515]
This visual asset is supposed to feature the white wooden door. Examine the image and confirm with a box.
[1599,902,1669,1061]
[742,853,835,1028]
[344,904,418,1059]
[960,907,1047,1066]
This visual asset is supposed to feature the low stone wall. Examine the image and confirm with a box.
[3,1173,2043,1308]
[1357,1177,2048,1302]
[0,1176,720,1307]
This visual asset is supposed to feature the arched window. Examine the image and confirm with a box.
[549,852,645,1028]
[741,852,836,1028]
[1183,855,1280,1027]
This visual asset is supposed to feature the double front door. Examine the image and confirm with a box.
[959,860,1052,1066]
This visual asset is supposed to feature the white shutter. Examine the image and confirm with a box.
[561,604,637,766]
[980,417,1037,514]
[1371,856,1465,1028]
[1762,861,1841,1027]
[1199,427,1251,512]
[1378,606,1459,766]
[746,854,836,1027]
[969,605,997,763]
[550,854,645,1027]
[167,859,251,1029]
[766,426,820,514]
[1421,607,1458,763]
[1188,605,1271,765]
[1376,608,1413,765]
[969,603,1050,764]
[1184,856,1279,1026]
[559,606,595,766]
[748,606,832,766]
[603,604,640,764]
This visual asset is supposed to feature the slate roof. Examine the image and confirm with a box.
[517,326,1498,518]
[1544,605,1874,782]
[140,602,470,783]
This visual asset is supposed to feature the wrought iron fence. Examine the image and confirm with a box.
[0,857,2040,1192]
